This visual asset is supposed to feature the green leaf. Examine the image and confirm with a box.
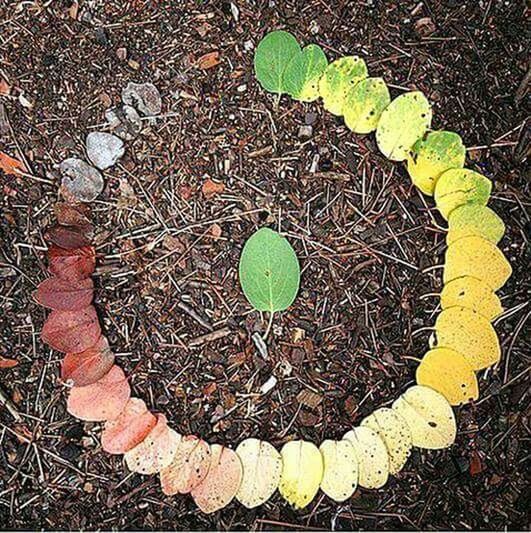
[376,91,432,161]
[284,44,328,102]
[447,204,505,245]
[254,30,301,94]
[318,56,368,115]
[343,77,391,134]
[239,227,300,312]
[406,131,466,195]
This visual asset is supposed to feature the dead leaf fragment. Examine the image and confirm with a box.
[202,178,224,199]
[0,151,26,176]
[0,356,18,369]
[197,51,220,70]
[0,79,11,96]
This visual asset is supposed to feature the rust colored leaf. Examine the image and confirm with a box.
[41,305,101,353]
[0,151,26,176]
[160,436,212,495]
[45,225,93,249]
[61,336,115,386]
[124,414,182,474]
[197,51,220,70]
[48,245,96,281]
[67,365,130,421]
[34,276,93,311]
[191,444,243,513]
[0,79,11,96]
[0,356,18,369]
[54,202,92,226]
[101,397,157,454]
[202,178,224,199]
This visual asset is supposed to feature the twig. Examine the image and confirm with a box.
[188,326,231,347]
[0,384,22,422]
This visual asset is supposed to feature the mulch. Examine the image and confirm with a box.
[0,1,529,530]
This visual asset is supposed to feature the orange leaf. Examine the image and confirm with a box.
[0,79,11,96]
[191,444,243,513]
[48,245,96,282]
[66,365,130,421]
[41,306,101,353]
[101,397,157,454]
[0,356,18,369]
[61,336,115,386]
[0,151,26,176]
[202,178,224,199]
[197,51,220,70]
[124,414,181,474]
[34,276,94,311]
[160,435,212,495]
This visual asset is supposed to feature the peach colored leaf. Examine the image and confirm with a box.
[0,151,26,176]
[197,51,220,70]
[41,305,101,353]
[0,79,11,96]
[61,336,115,386]
[34,276,93,311]
[0,356,18,369]
[45,225,93,249]
[160,435,212,495]
[191,444,243,514]
[67,365,130,421]
[101,398,157,454]
[202,178,224,199]
[125,414,181,474]
[48,245,96,282]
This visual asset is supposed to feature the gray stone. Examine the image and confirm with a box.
[121,82,161,116]
[59,158,104,203]
[298,125,313,140]
[86,132,125,170]
[105,104,142,141]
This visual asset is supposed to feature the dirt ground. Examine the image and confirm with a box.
[0,0,529,530]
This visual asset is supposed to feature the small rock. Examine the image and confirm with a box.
[305,112,318,125]
[415,17,436,37]
[105,104,142,140]
[116,47,127,61]
[86,132,125,170]
[298,125,313,140]
[94,27,109,46]
[59,158,104,202]
[122,81,162,116]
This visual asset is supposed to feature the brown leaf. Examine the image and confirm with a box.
[41,305,101,353]
[34,276,94,311]
[0,151,26,176]
[45,225,93,249]
[202,178,224,199]
[48,245,96,281]
[296,389,322,409]
[54,202,92,227]
[0,356,18,369]
[0,79,11,96]
[61,336,115,386]
[101,397,157,454]
[210,223,222,239]
[197,51,220,70]
[67,365,130,421]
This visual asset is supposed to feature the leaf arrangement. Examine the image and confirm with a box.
[27,29,513,516]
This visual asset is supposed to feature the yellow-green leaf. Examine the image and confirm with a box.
[360,408,412,475]
[319,439,358,502]
[440,276,503,321]
[444,235,512,291]
[434,306,500,370]
[284,44,328,102]
[343,427,389,489]
[235,438,282,509]
[416,348,479,406]
[376,91,432,161]
[434,168,491,220]
[279,440,323,509]
[392,385,456,450]
[318,56,368,116]
[406,131,466,195]
[447,204,505,245]
[343,77,391,134]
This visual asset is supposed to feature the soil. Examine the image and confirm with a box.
[0,1,529,530]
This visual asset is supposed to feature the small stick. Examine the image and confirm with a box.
[177,300,213,331]
[0,385,22,422]
[188,326,231,347]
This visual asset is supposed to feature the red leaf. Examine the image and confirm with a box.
[54,202,92,227]
[61,335,115,386]
[67,365,131,421]
[101,398,157,454]
[0,151,26,176]
[48,245,96,281]
[45,225,93,249]
[0,356,18,369]
[41,305,101,353]
[34,276,93,311]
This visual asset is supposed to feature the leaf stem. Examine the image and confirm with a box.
[263,312,275,341]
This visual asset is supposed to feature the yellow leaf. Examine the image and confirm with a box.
[392,385,456,449]
[361,407,412,475]
[279,440,323,509]
[416,348,479,406]
[440,276,503,321]
[447,204,505,245]
[343,426,389,489]
[319,439,358,502]
[434,306,500,370]
[444,236,512,291]
[434,168,491,220]
[235,438,282,509]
